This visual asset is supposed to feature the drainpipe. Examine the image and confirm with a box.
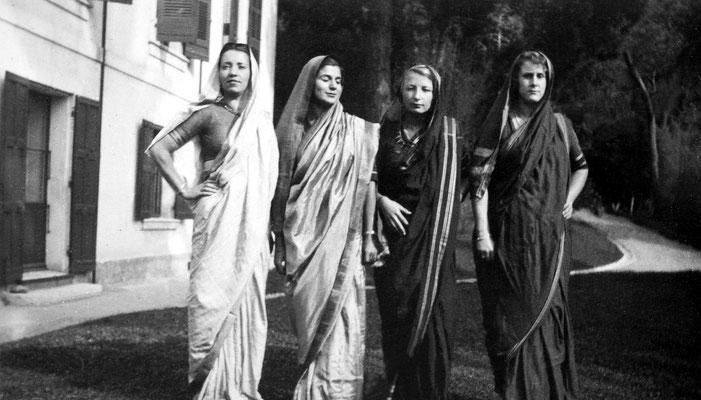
[94,0,108,284]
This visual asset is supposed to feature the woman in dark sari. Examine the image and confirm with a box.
[469,51,588,399]
[373,64,466,400]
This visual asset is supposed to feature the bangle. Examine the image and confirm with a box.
[476,233,491,242]
[177,181,187,195]
[363,230,375,236]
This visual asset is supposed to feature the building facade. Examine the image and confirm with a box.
[0,0,277,288]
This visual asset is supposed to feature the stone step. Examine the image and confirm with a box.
[1,283,103,307]
[20,270,75,290]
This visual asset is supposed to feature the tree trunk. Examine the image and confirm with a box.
[362,0,393,122]
[623,51,659,188]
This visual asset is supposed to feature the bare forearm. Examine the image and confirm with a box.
[364,181,377,233]
[147,137,186,192]
[471,190,490,235]
[567,168,588,204]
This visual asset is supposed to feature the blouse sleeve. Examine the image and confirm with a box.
[562,115,588,171]
[168,109,208,147]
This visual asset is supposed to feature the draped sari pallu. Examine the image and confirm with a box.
[375,115,461,400]
[187,110,278,397]
[284,106,378,399]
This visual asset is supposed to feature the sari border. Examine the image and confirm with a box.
[407,117,458,356]
[505,231,566,360]
[301,118,375,367]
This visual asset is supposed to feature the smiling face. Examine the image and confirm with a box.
[218,49,251,99]
[313,65,343,107]
[516,61,547,106]
[401,71,434,115]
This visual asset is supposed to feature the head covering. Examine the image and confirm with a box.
[382,64,443,133]
[271,55,337,232]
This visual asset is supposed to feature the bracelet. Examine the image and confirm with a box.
[476,233,491,242]
[177,181,187,195]
[363,230,375,236]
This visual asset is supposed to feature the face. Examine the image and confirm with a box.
[313,65,343,107]
[517,61,547,105]
[218,50,251,99]
[401,71,434,115]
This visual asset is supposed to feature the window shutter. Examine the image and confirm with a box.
[247,0,262,59]
[157,0,198,43]
[135,120,162,220]
[1,72,29,286]
[183,0,211,61]
[228,0,240,42]
[69,96,101,275]
[173,191,194,220]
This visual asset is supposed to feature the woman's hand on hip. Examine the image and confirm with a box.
[180,178,220,200]
[273,235,286,275]
[378,196,411,236]
[562,201,573,219]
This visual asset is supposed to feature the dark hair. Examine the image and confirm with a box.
[218,43,250,68]
[317,56,344,85]
[509,51,550,102]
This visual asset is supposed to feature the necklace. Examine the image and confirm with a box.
[223,103,239,115]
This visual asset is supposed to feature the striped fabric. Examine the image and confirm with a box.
[407,117,459,356]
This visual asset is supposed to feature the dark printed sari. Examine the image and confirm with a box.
[470,52,585,399]
[374,65,465,400]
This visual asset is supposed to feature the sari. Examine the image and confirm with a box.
[373,65,464,400]
[271,56,379,399]
[469,52,584,399]
[148,48,279,399]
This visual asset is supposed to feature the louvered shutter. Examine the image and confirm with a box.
[173,192,194,220]
[157,0,197,43]
[1,72,29,286]
[69,96,101,275]
[248,0,262,59]
[183,0,211,61]
[135,120,162,220]
[228,0,240,42]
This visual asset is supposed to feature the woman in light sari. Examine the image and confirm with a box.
[147,43,278,400]
[271,56,379,399]
[373,65,466,399]
[470,51,588,399]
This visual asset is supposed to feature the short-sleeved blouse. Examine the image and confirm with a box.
[169,104,240,162]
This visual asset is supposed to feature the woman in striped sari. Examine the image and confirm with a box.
[147,43,278,399]
[373,65,467,400]
[271,56,379,399]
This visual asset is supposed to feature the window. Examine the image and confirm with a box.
[156,0,211,61]
[135,120,162,220]
[134,120,193,221]
[248,0,262,59]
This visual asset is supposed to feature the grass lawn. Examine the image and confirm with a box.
[1,270,699,400]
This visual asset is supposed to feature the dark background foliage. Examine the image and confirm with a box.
[275,0,701,245]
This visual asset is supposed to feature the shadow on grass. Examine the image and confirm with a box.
[1,272,699,399]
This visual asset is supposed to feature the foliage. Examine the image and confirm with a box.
[276,0,701,242]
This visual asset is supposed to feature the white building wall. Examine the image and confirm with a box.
[0,0,278,285]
